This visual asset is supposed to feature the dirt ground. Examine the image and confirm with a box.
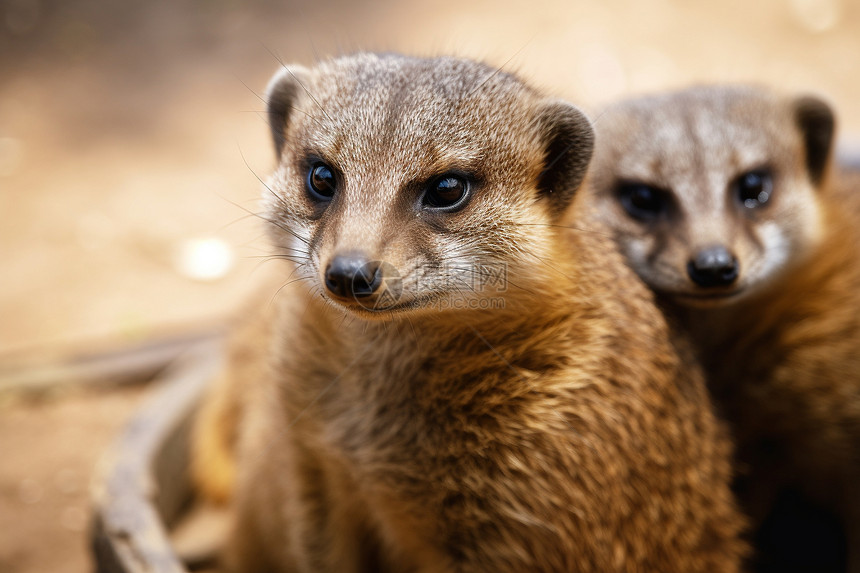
[0,386,146,573]
[1,0,859,571]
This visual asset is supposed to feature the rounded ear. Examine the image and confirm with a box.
[534,101,595,218]
[793,95,835,186]
[265,64,311,158]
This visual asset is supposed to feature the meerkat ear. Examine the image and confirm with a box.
[265,64,312,158]
[535,101,595,217]
[794,96,835,186]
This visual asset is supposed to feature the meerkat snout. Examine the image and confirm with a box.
[687,245,740,288]
[324,253,382,300]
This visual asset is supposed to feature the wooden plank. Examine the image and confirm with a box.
[0,329,224,395]
[91,340,222,573]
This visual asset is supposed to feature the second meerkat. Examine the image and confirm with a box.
[192,54,746,572]
[585,86,860,570]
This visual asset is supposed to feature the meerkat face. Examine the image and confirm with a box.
[262,54,593,319]
[587,86,834,307]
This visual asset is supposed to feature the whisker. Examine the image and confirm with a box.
[234,73,267,105]
[234,144,311,247]
[404,315,419,345]
[268,275,314,311]
[509,221,612,238]
[530,252,575,282]
[465,36,535,99]
[585,107,611,130]
[248,254,308,263]
[261,42,335,124]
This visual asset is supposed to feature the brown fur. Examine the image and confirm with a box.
[586,85,860,568]
[191,289,277,504]
[192,54,745,572]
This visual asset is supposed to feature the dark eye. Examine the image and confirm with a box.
[617,182,668,221]
[423,174,471,210]
[307,162,337,200]
[735,169,772,209]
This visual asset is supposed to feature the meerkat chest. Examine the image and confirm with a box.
[294,334,555,481]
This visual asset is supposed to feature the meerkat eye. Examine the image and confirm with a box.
[307,162,337,201]
[735,169,772,209]
[422,174,471,211]
[617,182,668,221]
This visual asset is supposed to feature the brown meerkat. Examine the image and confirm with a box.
[191,53,746,572]
[585,85,860,571]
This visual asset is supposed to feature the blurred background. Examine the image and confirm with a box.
[1,0,858,571]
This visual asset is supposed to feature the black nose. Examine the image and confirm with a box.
[324,254,381,299]
[687,246,739,288]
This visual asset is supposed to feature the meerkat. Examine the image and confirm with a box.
[191,53,746,572]
[585,85,860,571]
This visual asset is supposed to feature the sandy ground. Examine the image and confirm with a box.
[0,386,146,573]
[1,0,859,571]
